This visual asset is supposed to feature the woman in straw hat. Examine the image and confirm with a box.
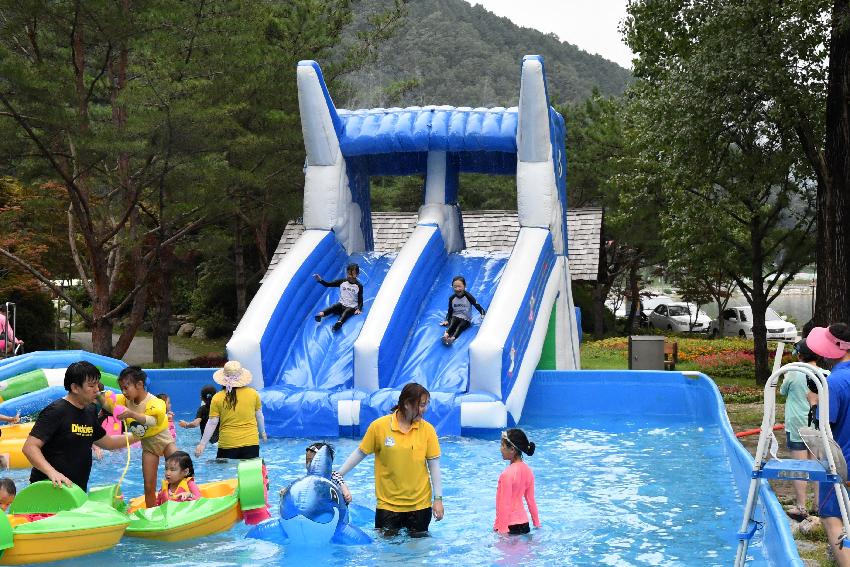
[195,361,267,460]
[805,323,850,565]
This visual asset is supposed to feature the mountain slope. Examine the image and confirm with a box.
[341,0,631,108]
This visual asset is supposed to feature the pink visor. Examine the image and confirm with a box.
[807,326,850,359]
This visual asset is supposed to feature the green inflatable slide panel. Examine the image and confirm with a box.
[237,458,266,511]
[8,481,87,515]
[99,371,120,389]
[0,370,48,402]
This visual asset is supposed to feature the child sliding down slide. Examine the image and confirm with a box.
[314,263,363,332]
[440,275,486,345]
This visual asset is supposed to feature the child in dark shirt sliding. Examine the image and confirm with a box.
[441,275,486,345]
[314,263,364,332]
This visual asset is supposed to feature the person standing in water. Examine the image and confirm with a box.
[337,382,443,536]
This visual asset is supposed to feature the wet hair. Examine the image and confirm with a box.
[64,361,101,392]
[118,366,147,388]
[390,382,430,414]
[166,451,195,478]
[306,441,335,460]
[504,428,536,457]
[346,263,360,276]
[451,275,466,287]
[0,478,16,495]
[200,385,217,404]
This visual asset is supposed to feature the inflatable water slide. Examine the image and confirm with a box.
[228,56,581,437]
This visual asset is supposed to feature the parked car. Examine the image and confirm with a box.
[638,295,674,327]
[647,302,712,333]
[709,306,798,341]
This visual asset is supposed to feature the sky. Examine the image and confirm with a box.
[463,0,634,69]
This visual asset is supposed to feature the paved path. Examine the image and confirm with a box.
[70,332,196,366]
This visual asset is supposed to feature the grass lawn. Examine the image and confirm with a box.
[580,335,833,566]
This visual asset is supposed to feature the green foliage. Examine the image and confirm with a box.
[572,283,615,335]
[341,0,631,108]
[622,0,825,382]
[190,261,237,340]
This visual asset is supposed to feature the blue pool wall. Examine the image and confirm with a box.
[526,370,801,567]
[147,367,800,566]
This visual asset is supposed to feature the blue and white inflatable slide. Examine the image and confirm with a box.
[228,56,581,437]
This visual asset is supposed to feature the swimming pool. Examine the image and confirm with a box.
[10,370,797,566]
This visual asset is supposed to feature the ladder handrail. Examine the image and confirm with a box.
[736,362,850,566]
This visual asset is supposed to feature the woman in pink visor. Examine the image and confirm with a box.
[806,323,850,566]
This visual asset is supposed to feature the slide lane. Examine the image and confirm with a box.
[266,252,394,391]
[387,251,508,392]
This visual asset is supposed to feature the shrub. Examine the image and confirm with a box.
[572,283,616,335]
[719,384,762,403]
[189,352,227,368]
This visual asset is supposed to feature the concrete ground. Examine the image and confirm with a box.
[70,332,196,366]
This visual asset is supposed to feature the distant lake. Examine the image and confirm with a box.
[700,288,814,326]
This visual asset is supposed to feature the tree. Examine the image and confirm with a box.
[0,1,217,357]
[624,0,818,383]
[816,1,850,326]
[624,0,850,327]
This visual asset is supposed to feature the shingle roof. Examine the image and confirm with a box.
[264,209,602,282]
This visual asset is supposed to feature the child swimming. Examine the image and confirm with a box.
[156,451,201,505]
[157,393,177,440]
[179,385,220,444]
[495,428,540,535]
[306,442,352,504]
[440,275,486,345]
[314,263,363,332]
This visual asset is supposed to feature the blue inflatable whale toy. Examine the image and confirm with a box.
[246,446,372,546]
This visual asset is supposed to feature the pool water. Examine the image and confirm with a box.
[11,412,771,566]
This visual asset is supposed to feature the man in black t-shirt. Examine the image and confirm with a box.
[23,361,136,491]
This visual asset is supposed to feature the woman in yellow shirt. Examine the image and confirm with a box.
[194,361,267,459]
[338,382,443,536]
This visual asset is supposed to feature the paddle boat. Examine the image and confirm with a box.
[0,482,129,565]
[124,458,269,542]
[0,423,33,470]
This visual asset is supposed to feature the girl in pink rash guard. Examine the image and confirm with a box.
[495,428,540,534]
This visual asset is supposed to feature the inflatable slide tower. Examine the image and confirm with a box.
[228,56,580,437]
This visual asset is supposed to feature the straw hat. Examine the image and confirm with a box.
[213,361,253,390]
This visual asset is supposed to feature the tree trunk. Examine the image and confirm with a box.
[235,215,247,319]
[815,1,850,326]
[90,317,114,356]
[591,282,607,339]
[751,287,770,386]
[750,218,770,385]
[152,245,175,366]
[625,260,641,334]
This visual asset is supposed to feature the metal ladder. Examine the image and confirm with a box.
[735,362,850,566]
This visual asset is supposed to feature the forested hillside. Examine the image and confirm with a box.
[340,0,632,108]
